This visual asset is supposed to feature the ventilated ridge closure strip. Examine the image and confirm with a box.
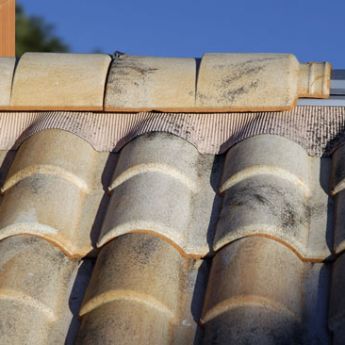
[0,106,344,156]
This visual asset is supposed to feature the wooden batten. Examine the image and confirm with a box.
[0,0,15,57]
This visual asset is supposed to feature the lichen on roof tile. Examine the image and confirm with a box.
[99,133,217,257]
[105,54,196,112]
[0,52,332,112]
[0,236,78,344]
[78,233,202,344]
[0,130,108,257]
[196,53,331,112]
[201,237,330,344]
[0,50,341,344]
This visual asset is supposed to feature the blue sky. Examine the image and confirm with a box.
[18,0,345,68]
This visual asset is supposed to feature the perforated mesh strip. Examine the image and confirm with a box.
[1,106,345,156]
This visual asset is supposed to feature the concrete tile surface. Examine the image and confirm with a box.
[105,55,196,112]
[0,52,332,112]
[0,119,339,344]
[99,133,216,257]
[196,54,330,112]
[10,53,111,110]
[0,236,78,344]
[0,58,16,108]
[0,130,107,257]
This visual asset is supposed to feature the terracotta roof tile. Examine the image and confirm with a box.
[0,57,15,108]
[78,234,203,344]
[196,53,330,112]
[0,51,343,344]
[214,135,330,261]
[202,237,330,344]
[202,237,305,344]
[0,130,107,257]
[104,55,196,112]
[330,253,345,342]
[99,133,217,256]
[0,236,78,344]
[0,127,335,343]
[10,53,111,111]
[0,52,332,112]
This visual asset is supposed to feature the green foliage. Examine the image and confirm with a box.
[16,4,69,56]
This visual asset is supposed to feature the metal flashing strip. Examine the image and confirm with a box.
[298,96,345,106]
[299,70,345,106]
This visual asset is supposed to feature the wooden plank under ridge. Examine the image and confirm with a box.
[0,0,15,57]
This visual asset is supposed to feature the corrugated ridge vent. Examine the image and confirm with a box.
[0,106,344,156]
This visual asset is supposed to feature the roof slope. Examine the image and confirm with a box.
[0,52,343,344]
[0,127,340,344]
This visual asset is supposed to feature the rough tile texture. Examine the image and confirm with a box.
[10,53,111,110]
[0,106,344,156]
[0,52,332,112]
[330,144,345,255]
[105,55,196,112]
[99,133,218,256]
[201,237,330,344]
[105,53,330,112]
[77,234,205,345]
[196,53,330,111]
[0,129,108,257]
[215,135,330,261]
[0,236,79,345]
[329,253,345,343]
[0,123,342,344]
[0,57,15,108]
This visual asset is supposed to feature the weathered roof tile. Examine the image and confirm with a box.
[0,57,15,108]
[216,136,307,257]
[0,236,78,344]
[196,53,331,112]
[330,144,345,255]
[202,237,329,344]
[78,300,172,345]
[78,233,202,344]
[0,50,340,344]
[104,55,196,112]
[214,135,331,261]
[99,133,216,256]
[0,130,107,257]
[219,135,311,195]
[202,238,304,325]
[10,53,111,111]
[329,253,345,337]
[0,52,332,112]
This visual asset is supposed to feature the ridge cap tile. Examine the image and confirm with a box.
[0,52,332,112]
[10,52,111,111]
[0,57,16,108]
